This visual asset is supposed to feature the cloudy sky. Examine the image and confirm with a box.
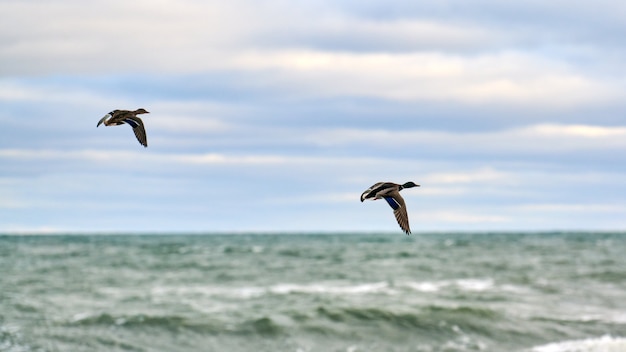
[1,0,626,233]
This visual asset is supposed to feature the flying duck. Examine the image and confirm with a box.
[360,181,420,235]
[97,108,149,147]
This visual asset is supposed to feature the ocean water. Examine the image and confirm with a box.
[1,232,625,352]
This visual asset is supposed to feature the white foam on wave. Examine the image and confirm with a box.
[150,285,266,299]
[109,277,531,307]
[530,335,626,352]
[404,281,441,292]
[574,313,626,325]
[147,278,515,301]
[270,282,391,295]
[456,278,495,291]
[149,281,393,299]
[402,278,506,293]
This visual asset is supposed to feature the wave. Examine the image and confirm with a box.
[531,311,626,325]
[69,312,195,331]
[529,335,626,352]
[147,282,393,299]
[403,278,500,293]
[66,302,501,337]
[146,278,514,300]
[68,312,282,336]
[314,304,502,332]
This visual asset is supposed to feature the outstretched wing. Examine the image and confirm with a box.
[384,193,411,235]
[360,182,393,201]
[124,117,148,147]
[96,114,110,127]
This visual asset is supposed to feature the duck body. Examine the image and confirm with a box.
[360,181,419,235]
[97,108,149,147]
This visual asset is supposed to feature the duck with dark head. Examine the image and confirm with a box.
[97,108,150,147]
[360,181,420,235]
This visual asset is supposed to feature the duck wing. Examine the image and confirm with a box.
[96,114,110,127]
[361,182,395,201]
[124,116,148,147]
[383,192,411,235]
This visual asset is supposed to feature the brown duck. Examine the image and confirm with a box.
[97,108,149,147]
[360,181,420,235]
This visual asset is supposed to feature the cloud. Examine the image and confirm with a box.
[2,1,623,107]
[0,1,238,75]
[529,124,626,138]
[0,148,391,170]
[515,203,626,213]
[261,16,503,53]
[262,192,358,205]
[231,50,619,105]
[300,123,626,155]
[415,210,510,224]
[422,168,512,184]
[3,121,625,174]
[149,116,231,134]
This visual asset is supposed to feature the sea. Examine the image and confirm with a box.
[1,232,625,352]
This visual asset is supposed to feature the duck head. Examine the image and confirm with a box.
[134,108,150,114]
[402,181,420,189]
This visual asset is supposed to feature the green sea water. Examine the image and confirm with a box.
[1,232,625,352]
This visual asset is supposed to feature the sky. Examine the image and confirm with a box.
[1,0,626,233]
